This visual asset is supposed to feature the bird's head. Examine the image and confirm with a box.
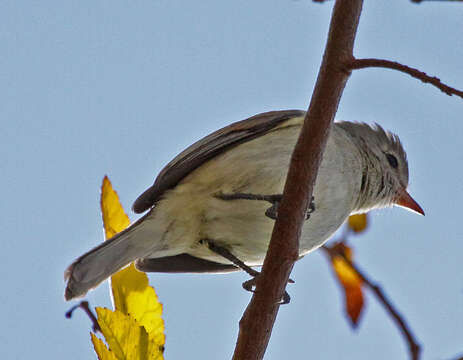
[338,121,424,216]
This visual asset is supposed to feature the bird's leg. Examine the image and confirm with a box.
[200,238,293,304]
[216,192,315,220]
[199,239,260,278]
[216,192,282,204]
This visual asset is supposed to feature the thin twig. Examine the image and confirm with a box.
[65,300,101,333]
[349,58,463,99]
[321,243,421,360]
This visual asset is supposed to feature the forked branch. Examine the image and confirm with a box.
[321,243,421,360]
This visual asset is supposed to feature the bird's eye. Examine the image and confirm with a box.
[385,153,398,169]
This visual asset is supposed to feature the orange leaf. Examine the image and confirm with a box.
[348,213,368,233]
[330,243,364,327]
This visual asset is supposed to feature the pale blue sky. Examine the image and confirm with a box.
[2,1,463,359]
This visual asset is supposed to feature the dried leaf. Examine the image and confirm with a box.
[348,213,368,233]
[330,243,364,327]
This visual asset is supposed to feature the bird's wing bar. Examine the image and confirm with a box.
[132,110,305,213]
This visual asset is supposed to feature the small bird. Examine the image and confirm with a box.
[64,110,423,300]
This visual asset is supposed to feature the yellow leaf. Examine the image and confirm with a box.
[348,213,368,233]
[111,264,165,348]
[101,176,131,239]
[95,307,163,360]
[99,176,165,354]
[91,333,118,360]
[330,243,364,327]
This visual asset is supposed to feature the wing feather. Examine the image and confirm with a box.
[132,110,305,213]
[135,254,240,273]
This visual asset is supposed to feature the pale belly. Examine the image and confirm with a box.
[143,124,360,265]
[183,173,355,265]
[149,160,358,266]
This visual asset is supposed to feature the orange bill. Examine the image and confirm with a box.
[395,189,424,216]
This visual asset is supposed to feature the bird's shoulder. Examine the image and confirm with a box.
[132,110,305,213]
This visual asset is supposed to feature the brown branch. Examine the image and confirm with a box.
[66,300,101,333]
[321,243,421,360]
[349,58,463,99]
[232,1,363,359]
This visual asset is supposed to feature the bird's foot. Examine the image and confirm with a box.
[202,238,294,304]
[242,276,293,305]
[265,195,315,220]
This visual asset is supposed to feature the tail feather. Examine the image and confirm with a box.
[64,214,151,300]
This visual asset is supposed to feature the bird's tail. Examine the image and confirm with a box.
[64,213,153,300]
